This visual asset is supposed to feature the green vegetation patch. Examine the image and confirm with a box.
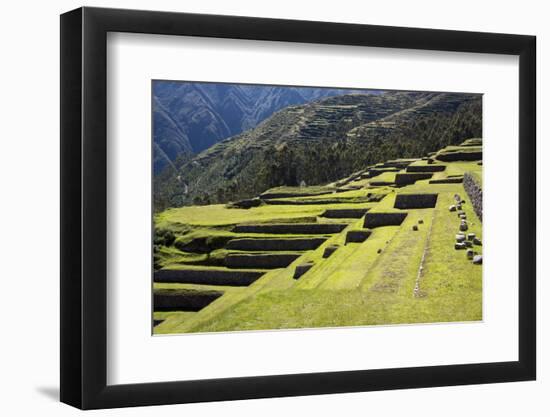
[153,140,483,334]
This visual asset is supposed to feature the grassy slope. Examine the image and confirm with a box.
[154,156,482,334]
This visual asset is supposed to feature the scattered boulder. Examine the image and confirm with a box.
[467,249,474,260]
[377,249,382,254]
[412,225,418,231]
[464,240,473,248]
[456,234,466,242]
[323,245,339,259]
[457,204,462,210]
[418,219,424,224]
[473,237,482,246]
[459,222,468,232]
[454,194,462,203]
[293,262,314,279]
[472,255,483,265]
[467,233,476,240]
[455,242,466,250]
[449,205,457,212]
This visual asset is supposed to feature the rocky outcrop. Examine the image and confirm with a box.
[463,172,482,221]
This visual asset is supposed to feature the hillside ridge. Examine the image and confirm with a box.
[154,91,481,210]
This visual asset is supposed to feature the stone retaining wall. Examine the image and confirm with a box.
[395,173,433,186]
[154,268,264,286]
[225,253,301,269]
[322,208,369,218]
[394,193,438,209]
[232,223,347,234]
[264,198,369,206]
[436,151,482,162]
[463,172,483,221]
[406,165,446,173]
[345,229,372,244]
[227,198,262,209]
[364,212,408,228]
[429,177,463,184]
[154,289,224,311]
[226,237,326,251]
[260,191,331,199]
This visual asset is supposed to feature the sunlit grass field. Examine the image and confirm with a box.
[153,144,483,334]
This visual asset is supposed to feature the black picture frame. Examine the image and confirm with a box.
[60,6,536,410]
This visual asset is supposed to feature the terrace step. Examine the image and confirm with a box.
[154,289,224,312]
[154,268,266,286]
[263,198,370,206]
[394,193,438,209]
[369,181,394,186]
[259,191,332,199]
[321,208,369,218]
[395,173,433,186]
[364,212,408,228]
[232,223,347,234]
[294,262,314,279]
[323,244,339,258]
[436,151,482,162]
[225,253,302,269]
[429,177,463,184]
[406,165,446,173]
[345,229,372,244]
[226,237,327,251]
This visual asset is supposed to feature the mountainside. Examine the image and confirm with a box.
[153,139,484,334]
[154,91,482,210]
[153,81,372,173]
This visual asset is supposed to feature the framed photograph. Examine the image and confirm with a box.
[60,6,536,409]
